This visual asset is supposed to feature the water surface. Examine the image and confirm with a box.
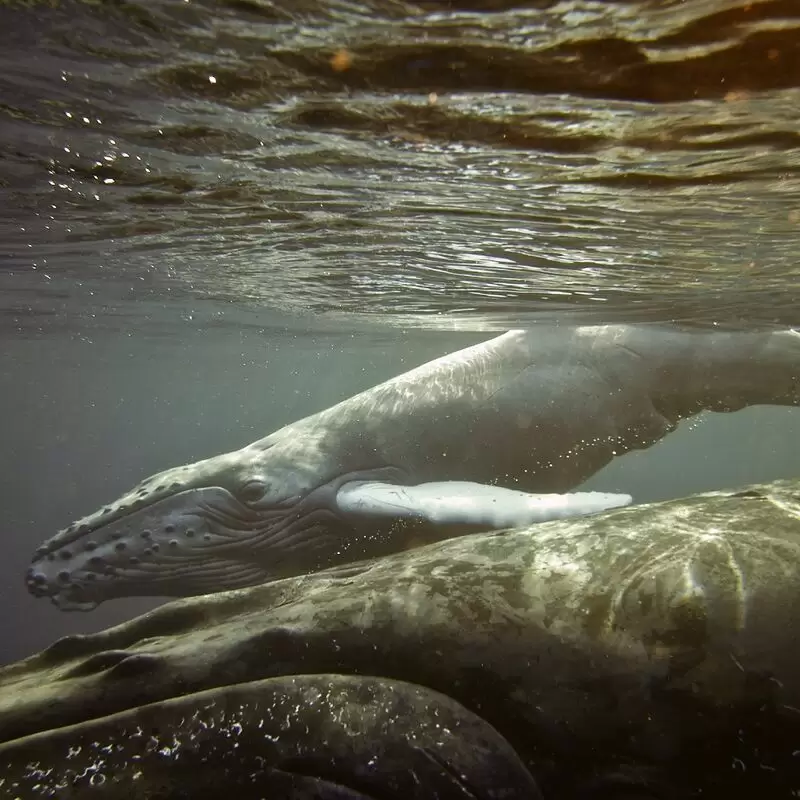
[2,0,799,329]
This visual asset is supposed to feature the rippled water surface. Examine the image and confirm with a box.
[2,0,799,331]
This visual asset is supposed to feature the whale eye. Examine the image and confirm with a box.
[239,480,267,503]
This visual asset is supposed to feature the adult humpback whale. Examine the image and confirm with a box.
[26,323,800,610]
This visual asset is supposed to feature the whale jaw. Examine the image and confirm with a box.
[26,486,275,609]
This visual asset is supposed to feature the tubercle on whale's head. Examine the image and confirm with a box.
[25,443,333,611]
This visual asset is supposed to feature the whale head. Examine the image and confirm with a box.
[25,441,360,611]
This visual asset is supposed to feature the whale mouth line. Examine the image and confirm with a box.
[40,542,285,610]
[52,592,98,612]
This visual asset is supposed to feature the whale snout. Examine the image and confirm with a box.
[25,567,98,611]
[26,487,273,610]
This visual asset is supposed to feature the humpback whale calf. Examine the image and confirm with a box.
[25,323,800,610]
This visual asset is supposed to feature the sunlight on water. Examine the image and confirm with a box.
[0,0,798,332]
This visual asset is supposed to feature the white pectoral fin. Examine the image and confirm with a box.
[335,481,632,528]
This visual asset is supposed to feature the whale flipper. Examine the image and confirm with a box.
[336,481,632,528]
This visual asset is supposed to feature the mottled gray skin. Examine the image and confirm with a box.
[3,479,800,798]
[26,324,800,610]
[0,675,540,800]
